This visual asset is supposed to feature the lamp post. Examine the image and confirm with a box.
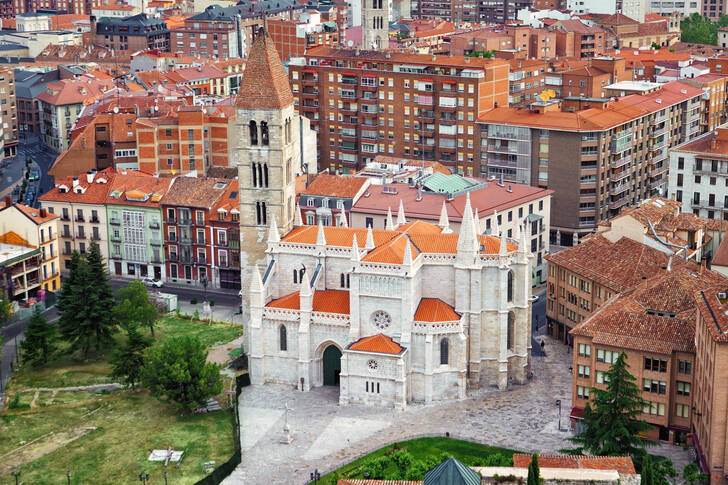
[164,471,168,485]
[66,471,71,485]
[139,472,150,484]
[11,470,20,485]
[310,469,321,484]
[556,399,562,432]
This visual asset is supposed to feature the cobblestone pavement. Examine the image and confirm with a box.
[224,340,691,485]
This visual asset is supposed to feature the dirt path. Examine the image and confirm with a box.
[16,383,122,393]
[207,336,244,366]
[0,426,97,474]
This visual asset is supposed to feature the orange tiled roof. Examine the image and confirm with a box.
[512,454,635,474]
[300,173,368,198]
[266,289,350,314]
[39,169,117,205]
[235,28,294,110]
[414,298,460,322]
[36,78,114,107]
[713,233,728,267]
[105,171,173,208]
[396,220,442,234]
[349,334,404,354]
[14,204,59,224]
[362,233,419,264]
[0,231,32,248]
[162,177,230,208]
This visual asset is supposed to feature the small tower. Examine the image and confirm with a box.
[362,0,391,49]
[235,27,299,302]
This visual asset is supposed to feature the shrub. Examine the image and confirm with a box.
[193,309,200,320]
[209,299,215,307]
[191,298,197,305]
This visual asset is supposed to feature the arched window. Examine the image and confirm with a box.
[299,267,305,282]
[249,120,258,145]
[340,273,346,287]
[263,163,269,188]
[256,201,261,225]
[256,202,267,226]
[257,163,263,188]
[251,163,257,187]
[279,325,287,351]
[440,338,449,365]
[507,270,514,303]
[261,202,267,226]
[507,312,515,351]
[293,269,298,283]
[261,121,269,146]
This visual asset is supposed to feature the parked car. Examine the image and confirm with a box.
[142,277,163,288]
[28,169,40,181]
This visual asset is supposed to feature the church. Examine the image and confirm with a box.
[235,29,533,408]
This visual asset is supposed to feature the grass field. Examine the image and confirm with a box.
[1,316,244,485]
[319,437,519,483]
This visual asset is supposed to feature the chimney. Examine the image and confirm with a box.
[667,254,673,272]
[72,176,79,188]
[4,196,11,207]
[86,170,96,183]
[40,208,47,218]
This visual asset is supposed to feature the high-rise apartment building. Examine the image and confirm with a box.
[289,46,509,175]
[0,66,17,158]
[477,81,702,243]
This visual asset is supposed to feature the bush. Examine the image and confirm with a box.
[209,299,215,307]
[194,309,200,320]
[191,298,198,305]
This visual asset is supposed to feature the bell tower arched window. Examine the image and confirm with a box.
[279,325,287,351]
[261,121,269,146]
[507,312,515,351]
[256,201,267,226]
[263,163,269,188]
[249,120,258,145]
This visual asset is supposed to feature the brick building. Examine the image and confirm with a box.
[549,20,609,59]
[477,81,703,241]
[0,66,18,157]
[445,26,557,60]
[267,16,340,62]
[289,46,509,175]
[92,14,170,52]
[297,173,369,226]
[209,180,241,290]
[14,68,59,138]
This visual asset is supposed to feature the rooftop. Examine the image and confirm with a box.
[161,177,230,208]
[300,173,369,198]
[512,454,635,474]
[235,28,294,110]
[348,334,405,354]
[672,128,728,159]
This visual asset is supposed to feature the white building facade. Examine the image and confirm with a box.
[247,196,533,409]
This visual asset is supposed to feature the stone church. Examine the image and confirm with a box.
[236,28,533,408]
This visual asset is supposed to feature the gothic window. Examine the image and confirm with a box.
[340,273,345,288]
[293,269,298,283]
[249,120,258,145]
[256,201,267,226]
[251,163,258,187]
[285,118,291,143]
[261,121,269,146]
[299,267,305,282]
[263,163,269,188]
[440,338,449,365]
[371,310,391,330]
[257,163,263,188]
[507,312,515,351]
[507,270,514,302]
[279,324,287,351]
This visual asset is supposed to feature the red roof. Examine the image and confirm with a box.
[713,233,728,267]
[414,298,460,322]
[512,454,636,474]
[349,334,404,354]
[300,173,368,198]
[266,289,350,314]
[235,28,294,110]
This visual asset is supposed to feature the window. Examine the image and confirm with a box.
[679,359,691,374]
[643,401,666,416]
[643,379,667,394]
[676,403,690,418]
[507,271,513,302]
[249,120,258,145]
[596,371,609,384]
[596,349,620,364]
[279,325,287,351]
[644,357,668,372]
[440,338,448,365]
[256,201,267,225]
[507,312,515,351]
[577,385,590,399]
[677,381,691,396]
[678,157,684,169]
[577,365,590,378]
[578,343,591,357]
[340,273,350,288]
[261,121,269,145]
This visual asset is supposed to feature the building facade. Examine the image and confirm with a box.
[248,197,533,408]
[93,14,170,52]
[0,67,18,157]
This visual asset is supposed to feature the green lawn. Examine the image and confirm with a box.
[1,316,244,484]
[319,437,519,484]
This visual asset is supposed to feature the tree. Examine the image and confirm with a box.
[20,306,56,367]
[114,281,158,336]
[86,242,115,326]
[568,352,653,457]
[58,251,118,358]
[142,335,222,412]
[683,462,708,485]
[527,453,541,485]
[110,323,150,389]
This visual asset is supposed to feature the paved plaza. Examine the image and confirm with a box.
[224,338,691,485]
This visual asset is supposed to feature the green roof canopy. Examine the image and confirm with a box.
[421,173,476,194]
[424,457,481,485]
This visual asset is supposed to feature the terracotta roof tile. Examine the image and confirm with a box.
[266,289,350,314]
[13,203,59,224]
[348,333,405,354]
[512,454,635,474]
[713,233,728,267]
[39,169,117,205]
[235,28,294,109]
[105,172,173,208]
[36,78,114,106]
[414,298,460,322]
[300,173,369,198]
[694,286,728,342]
[282,226,397,247]
[396,220,442,234]
[161,177,230,208]
[362,233,419,264]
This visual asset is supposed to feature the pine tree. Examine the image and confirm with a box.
[527,453,540,485]
[110,323,150,389]
[58,251,118,358]
[568,352,653,457]
[20,305,56,367]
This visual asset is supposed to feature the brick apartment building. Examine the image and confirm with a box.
[93,14,170,52]
[545,57,628,99]
[289,46,509,175]
[209,180,241,290]
[15,68,59,138]
[0,66,18,157]
[549,20,610,58]
[477,81,703,242]
[417,0,530,23]
[445,26,558,60]
[267,17,340,62]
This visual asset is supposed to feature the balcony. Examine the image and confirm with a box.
[610,182,630,196]
[149,221,160,229]
[197,256,207,264]
[165,217,176,224]
[75,215,84,222]
[648,179,665,190]
[112,252,123,260]
[62,232,72,239]
[611,154,632,169]
[110,234,121,242]
[179,235,192,244]
[61,215,70,221]
[151,257,162,264]
[166,234,177,242]
[150,238,162,246]
[110,217,120,225]
[648,165,667,178]
[178,218,191,226]
[76,233,86,240]
[91,234,101,241]
[179,254,193,264]
[611,167,632,182]
[168,253,179,262]
[609,197,630,210]
[90,217,100,224]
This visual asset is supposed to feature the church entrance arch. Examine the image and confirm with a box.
[322,345,342,386]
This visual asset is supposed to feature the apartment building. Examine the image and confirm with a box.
[36,78,113,153]
[105,172,172,281]
[445,26,558,60]
[600,12,680,49]
[681,74,728,133]
[549,20,609,59]
[38,169,116,272]
[288,46,509,175]
[298,173,369,226]
[0,202,61,293]
[668,128,728,220]
[571,263,726,443]
[267,15,341,62]
[135,105,234,176]
[0,66,18,157]
[14,68,59,138]
[417,0,530,23]
[93,14,170,52]
[548,57,628,99]
[477,81,703,242]
[209,180,241,290]
[508,58,548,107]
[161,177,231,288]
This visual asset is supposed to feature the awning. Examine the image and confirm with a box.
[362,73,377,77]
[419,78,434,82]
[570,407,584,420]
[442,79,457,84]
[343,72,356,76]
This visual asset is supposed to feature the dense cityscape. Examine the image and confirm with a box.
[0,0,728,483]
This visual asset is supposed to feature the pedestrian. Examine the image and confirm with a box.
[540,339,545,353]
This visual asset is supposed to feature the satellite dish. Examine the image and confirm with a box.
[347,39,354,47]
[113,106,119,113]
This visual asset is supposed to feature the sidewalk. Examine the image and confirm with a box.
[176,300,245,326]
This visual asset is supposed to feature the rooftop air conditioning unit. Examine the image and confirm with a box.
[719,292,727,299]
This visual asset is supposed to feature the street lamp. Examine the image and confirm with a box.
[11,470,21,485]
[556,399,562,432]
[310,469,321,484]
[139,472,150,484]
[66,471,71,485]
[201,274,208,302]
